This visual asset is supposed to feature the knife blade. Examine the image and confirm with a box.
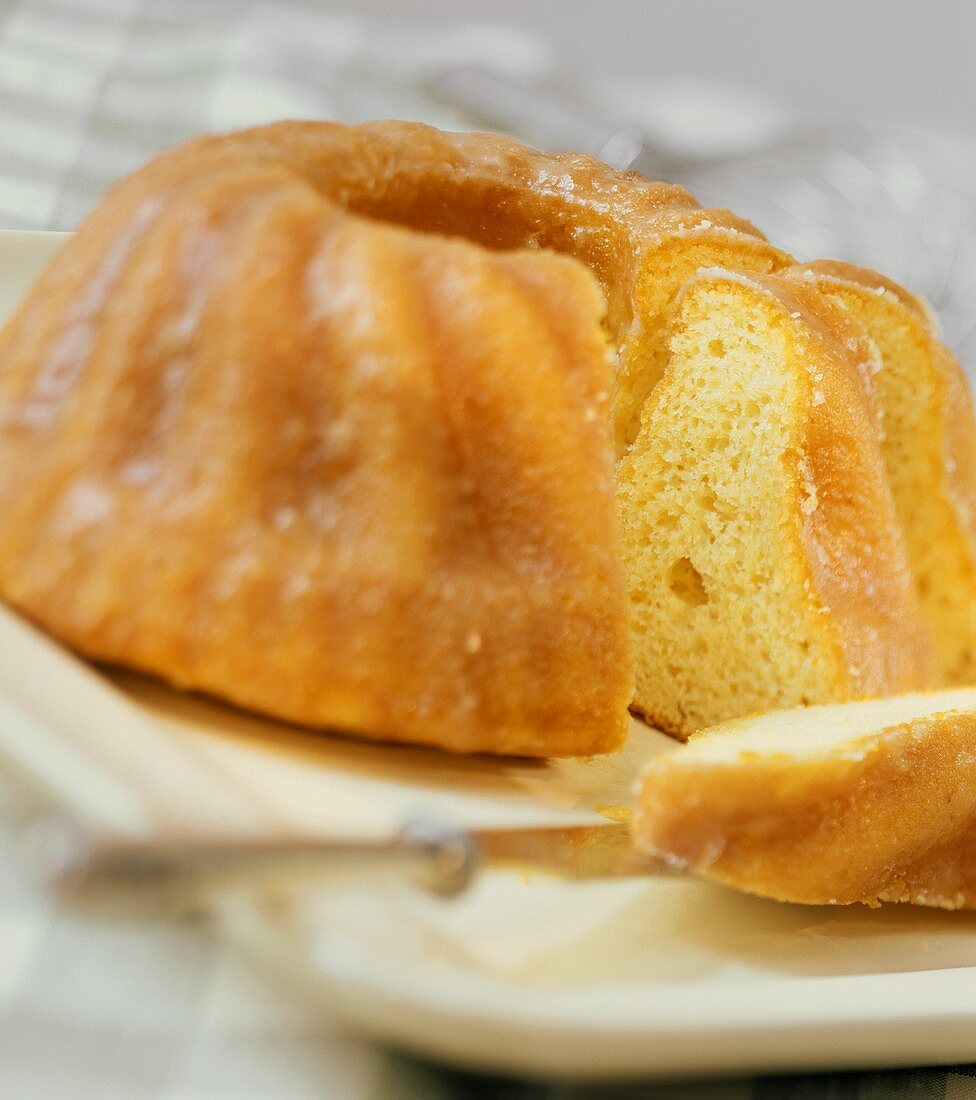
[18,814,657,914]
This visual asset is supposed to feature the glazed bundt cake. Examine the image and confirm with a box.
[0,120,796,755]
[0,120,965,756]
[0,175,634,757]
[618,268,939,736]
[786,261,976,685]
[635,686,976,908]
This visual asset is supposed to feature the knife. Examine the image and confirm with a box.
[18,814,650,914]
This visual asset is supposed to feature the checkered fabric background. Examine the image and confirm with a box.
[2,1,976,1096]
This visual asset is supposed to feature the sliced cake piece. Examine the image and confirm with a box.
[635,687,976,909]
[618,269,938,737]
[788,261,976,685]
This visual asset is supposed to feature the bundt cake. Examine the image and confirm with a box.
[787,261,976,685]
[618,268,939,737]
[0,174,634,757]
[635,687,976,908]
[0,120,963,757]
[0,120,796,756]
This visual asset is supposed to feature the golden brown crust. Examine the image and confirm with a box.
[0,124,642,757]
[796,259,931,321]
[69,119,763,325]
[635,694,976,907]
[38,119,788,455]
[746,274,940,696]
[788,261,976,684]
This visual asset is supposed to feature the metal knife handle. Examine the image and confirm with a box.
[17,815,481,912]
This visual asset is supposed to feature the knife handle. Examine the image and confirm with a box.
[16,815,481,913]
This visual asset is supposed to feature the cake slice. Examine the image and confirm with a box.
[787,261,976,685]
[607,209,790,457]
[618,269,939,737]
[635,687,976,908]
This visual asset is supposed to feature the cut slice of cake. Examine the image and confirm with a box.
[617,268,939,737]
[635,687,976,908]
[608,209,790,457]
[788,261,976,685]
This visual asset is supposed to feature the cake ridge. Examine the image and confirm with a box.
[787,260,976,685]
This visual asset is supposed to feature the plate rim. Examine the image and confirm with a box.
[221,891,976,1081]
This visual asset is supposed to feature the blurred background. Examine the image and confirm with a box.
[2,0,976,372]
[346,0,976,143]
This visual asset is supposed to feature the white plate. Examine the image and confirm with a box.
[2,229,976,1082]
